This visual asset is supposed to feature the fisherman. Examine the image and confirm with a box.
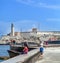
[40,45,44,58]
[40,41,44,57]
[23,42,29,54]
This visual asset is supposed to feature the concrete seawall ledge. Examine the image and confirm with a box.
[0,48,40,63]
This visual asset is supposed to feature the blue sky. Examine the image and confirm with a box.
[0,0,60,35]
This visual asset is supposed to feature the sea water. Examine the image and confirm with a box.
[0,45,10,62]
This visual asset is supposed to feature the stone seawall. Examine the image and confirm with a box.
[22,52,40,63]
[1,48,40,63]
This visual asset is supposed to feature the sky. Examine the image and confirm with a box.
[0,0,60,35]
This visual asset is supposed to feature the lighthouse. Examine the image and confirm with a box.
[11,23,14,36]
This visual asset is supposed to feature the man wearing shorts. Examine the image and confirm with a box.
[40,46,44,56]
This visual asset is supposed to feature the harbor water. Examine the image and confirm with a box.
[0,45,10,62]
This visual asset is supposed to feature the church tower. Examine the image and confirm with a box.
[11,23,14,36]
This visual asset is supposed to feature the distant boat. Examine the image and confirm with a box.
[44,40,60,47]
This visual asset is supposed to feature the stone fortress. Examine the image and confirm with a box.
[0,23,60,44]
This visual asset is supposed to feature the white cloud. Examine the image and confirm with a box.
[13,20,39,30]
[47,18,60,21]
[16,0,35,5]
[16,0,60,9]
[0,20,39,34]
[0,21,11,35]
[39,3,60,9]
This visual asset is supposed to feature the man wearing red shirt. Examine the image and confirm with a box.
[23,42,29,54]
[23,46,28,54]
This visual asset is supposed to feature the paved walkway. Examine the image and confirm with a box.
[36,47,60,63]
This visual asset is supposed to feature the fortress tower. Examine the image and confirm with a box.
[11,23,14,36]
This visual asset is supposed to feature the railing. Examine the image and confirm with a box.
[1,48,40,63]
